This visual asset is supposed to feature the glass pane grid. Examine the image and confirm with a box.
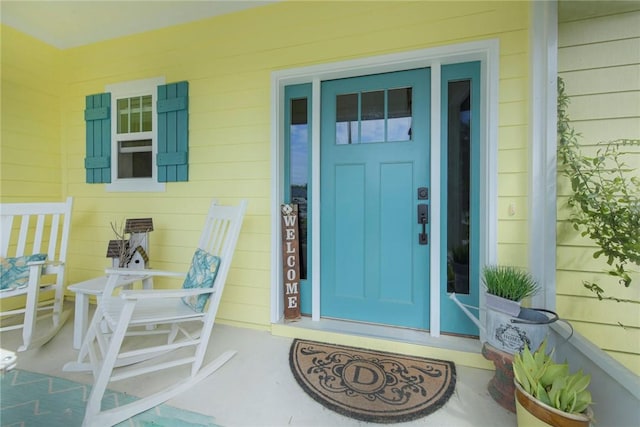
[117,95,153,135]
[335,87,412,145]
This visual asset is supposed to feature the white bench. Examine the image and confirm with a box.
[68,274,153,349]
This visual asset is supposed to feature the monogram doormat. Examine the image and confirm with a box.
[289,339,457,424]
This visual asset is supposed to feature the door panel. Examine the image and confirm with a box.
[380,162,413,302]
[334,163,365,298]
[320,68,430,329]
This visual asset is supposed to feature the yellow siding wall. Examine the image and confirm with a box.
[2,1,532,338]
[558,9,640,374]
[0,26,62,202]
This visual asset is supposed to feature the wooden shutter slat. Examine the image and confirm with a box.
[157,97,187,113]
[84,106,110,121]
[157,152,187,166]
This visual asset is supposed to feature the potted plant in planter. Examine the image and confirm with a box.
[513,339,593,426]
[482,265,540,316]
[482,265,557,355]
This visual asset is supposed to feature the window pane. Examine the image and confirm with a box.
[130,97,141,133]
[447,80,471,294]
[290,97,308,280]
[142,95,152,132]
[336,93,358,144]
[118,139,152,178]
[361,90,384,143]
[118,96,152,134]
[117,99,129,134]
[388,88,412,142]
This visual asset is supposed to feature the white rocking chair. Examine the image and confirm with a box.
[64,199,247,427]
[1,197,73,351]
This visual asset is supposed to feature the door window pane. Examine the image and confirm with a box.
[388,88,412,142]
[361,90,384,143]
[447,80,471,294]
[335,88,413,144]
[336,93,358,145]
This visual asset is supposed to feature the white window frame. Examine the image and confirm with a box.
[270,39,500,339]
[106,77,166,192]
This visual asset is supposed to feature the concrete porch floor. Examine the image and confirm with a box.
[1,312,517,426]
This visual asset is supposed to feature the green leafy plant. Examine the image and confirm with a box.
[557,77,640,301]
[513,339,592,415]
[482,265,539,302]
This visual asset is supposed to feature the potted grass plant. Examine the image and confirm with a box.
[481,265,555,354]
[482,265,540,316]
[513,339,593,426]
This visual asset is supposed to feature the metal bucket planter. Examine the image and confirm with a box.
[487,307,558,354]
[485,293,522,316]
[448,294,558,354]
[514,381,592,427]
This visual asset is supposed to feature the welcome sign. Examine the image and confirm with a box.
[281,204,301,320]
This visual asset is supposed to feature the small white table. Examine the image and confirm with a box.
[68,275,152,349]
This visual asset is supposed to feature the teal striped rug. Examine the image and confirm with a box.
[0,369,219,426]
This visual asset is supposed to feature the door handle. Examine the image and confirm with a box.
[418,204,428,224]
[418,204,428,245]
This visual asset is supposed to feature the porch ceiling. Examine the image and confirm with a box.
[2,1,637,50]
[0,0,278,49]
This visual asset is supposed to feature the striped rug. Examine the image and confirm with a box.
[0,369,218,427]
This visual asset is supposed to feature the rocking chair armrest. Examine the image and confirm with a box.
[119,287,215,301]
[105,268,185,279]
[26,260,63,267]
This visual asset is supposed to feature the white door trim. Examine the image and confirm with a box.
[270,39,500,338]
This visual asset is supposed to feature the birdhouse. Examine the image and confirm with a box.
[106,240,129,268]
[124,218,154,253]
[127,246,150,270]
[106,218,154,269]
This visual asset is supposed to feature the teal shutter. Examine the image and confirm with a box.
[84,93,111,183]
[157,81,189,182]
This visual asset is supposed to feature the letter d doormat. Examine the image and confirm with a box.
[289,339,456,423]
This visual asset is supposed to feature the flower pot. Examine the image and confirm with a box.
[514,380,592,427]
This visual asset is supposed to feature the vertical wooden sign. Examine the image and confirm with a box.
[281,204,301,320]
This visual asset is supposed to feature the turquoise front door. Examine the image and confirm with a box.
[320,68,431,329]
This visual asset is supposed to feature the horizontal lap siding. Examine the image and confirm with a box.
[1,26,62,202]
[11,1,530,330]
[558,9,640,374]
